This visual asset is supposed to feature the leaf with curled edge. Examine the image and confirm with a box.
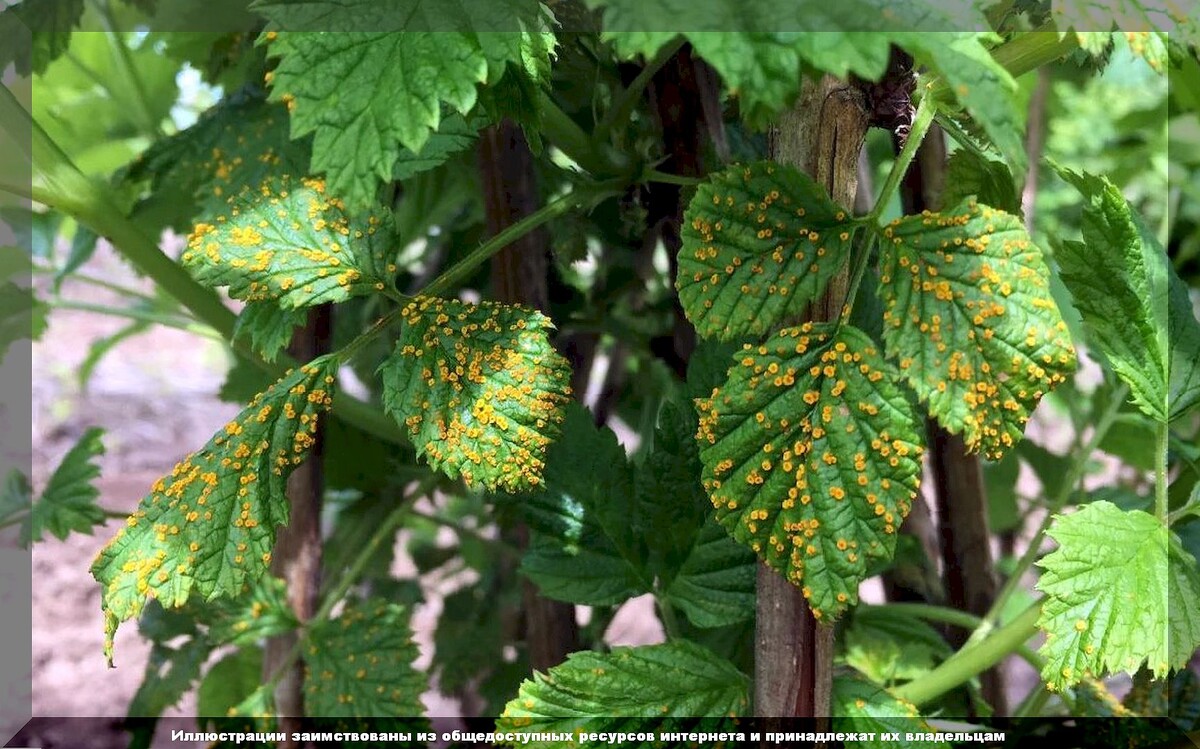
[878,199,1076,459]
[696,323,924,620]
[91,356,338,664]
[678,161,858,341]
[183,175,395,309]
[379,296,572,493]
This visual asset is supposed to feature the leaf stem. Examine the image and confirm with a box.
[1156,421,1169,523]
[420,189,596,298]
[872,603,1042,671]
[45,298,208,335]
[654,594,682,640]
[840,229,876,323]
[407,507,519,556]
[972,382,1129,637]
[867,94,937,225]
[642,169,702,188]
[893,601,1041,706]
[33,263,164,305]
[598,36,687,138]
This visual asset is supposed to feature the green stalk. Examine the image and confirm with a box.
[867,94,937,224]
[598,36,687,138]
[972,382,1129,638]
[655,595,682,641]
[421,189,598,298]
[46,298,214,336]
[894,602,1041,706]
[840,230,876,323]
[91,0,161,138]
[1156,422,1170,522]
[872,603,1042,670]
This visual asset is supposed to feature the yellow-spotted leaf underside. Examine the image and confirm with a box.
[696,323,924,619]
[878,200,1075,459]
[183,175,393,308]
[379,296,572,493]
[678,161,857,341]
[91,357,338,663]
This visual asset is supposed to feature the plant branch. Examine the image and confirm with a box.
[894,602,1041,707]
[45,298,208,334]
[1156,421,1169,522]
[599,36,688,138]
[840,230,876,323]
[868,94,937,224]
[873,603,1041,670]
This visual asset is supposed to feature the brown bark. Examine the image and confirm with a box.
[479,120,580,672]
[757,76,868,722]
[895,126,1007,713]
[264,305,331,746]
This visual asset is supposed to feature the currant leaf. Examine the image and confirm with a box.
[832,677,947,749]
[697,323,924,619]
[31,426,107,543]
[378,296,572,493]
[1054,167,1200,423]
[257,0,554,206]
[232,302,307,364]
[1036,501,1200,691]
[497,642,749,740]
[878,199,1075,459]
[183,175,395,308]
[91,357,338,664]
[678,161,857,341]
[304,599,425,717]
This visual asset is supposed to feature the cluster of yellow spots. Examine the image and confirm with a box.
[697,323,925,620]
[677,162,857,339]
[182,175,393,306]
[383,296,572,493]
[91,359,338,663]
[879,201,1075,459]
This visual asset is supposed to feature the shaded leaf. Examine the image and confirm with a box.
[942,149,1020,215]
[304,598,425,717]
[233,302,307,364]
[832,676,947,749]
[697,323,924,619]
[0,0,84,75]
[198,648,264,723]
[879,198,1075,458]
[128,637,209,718]
[379,296,571,493]
[497,642,749,741]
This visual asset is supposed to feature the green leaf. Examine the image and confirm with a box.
[1098,413,1158,471]
[0,264,47,360]
[121,92,308,231]
[878,198,1076,459]
[1125,668,1200,728]
[942,149,1020,216]
[204,575,298,647]
[697,323,925,620]
[198,648,264,723]
[32,426,107,542]
[184,175,394,308]
[832,676,947,749]
[392,111,485,182]
[379,296,572,493]
[902,32,1026,173]
[91,356,338,664]
[0,0,84,76]
[303,598,425,718]
[497,642,749,738]
[678,161,857,341]
[0,469,32,547]
[1036,501,1200,690]
[590,3,989,128]
[257,0,554,207]
[841,606,952,686]
[128,637,209,718]
[517,404,643,606]
[233,302,306,364]
[1054,166,1200,423]
[1050,3,1197,62]
[640,397,755,628]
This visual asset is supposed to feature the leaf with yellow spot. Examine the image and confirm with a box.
[697,323,924,619]
[496,641,748,744]
[832,677,946,749]
[379,296,572,493]
[1036,501,1200,691]
[304,598,425,718]
[90,356,338,665]
[877,198,1075,459]
[678,161,858,341]
[183,174,394,309]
